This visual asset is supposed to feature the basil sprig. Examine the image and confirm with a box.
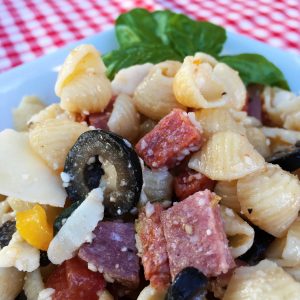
[103,8,289,90]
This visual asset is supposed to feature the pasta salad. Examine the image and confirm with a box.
[1,9,300,300]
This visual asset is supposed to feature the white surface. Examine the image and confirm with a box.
[0,27,300,130]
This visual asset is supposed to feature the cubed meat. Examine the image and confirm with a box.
[174,169,215,200]
[135,109,202,169]
[78,221,140,288]
[136,203,171,290]
[161,190,235,279]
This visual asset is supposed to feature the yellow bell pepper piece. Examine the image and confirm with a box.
[16,204,53,251]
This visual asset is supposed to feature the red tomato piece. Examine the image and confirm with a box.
[135,109,202,169]
[174,169,215,200]
[46,256,106,300]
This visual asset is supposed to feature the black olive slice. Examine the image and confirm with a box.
[240,226,274,266]
[166,267,208,300]
[0,220,16,248]
[64,130,143,217]
[267,143,300,172]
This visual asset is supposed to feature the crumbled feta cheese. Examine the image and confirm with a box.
[60,172,71,183]
[0,232,39,272]
[145,201,155,218]
[37,288,55,300]
[206,229,212,236]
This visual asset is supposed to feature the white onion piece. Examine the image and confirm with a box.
[48,188,104,264]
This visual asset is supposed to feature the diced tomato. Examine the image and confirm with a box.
[174,169,215,200]
[135,109,202,169]
[46,256,106,300]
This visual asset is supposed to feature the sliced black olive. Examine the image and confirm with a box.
[267,143,300,172]
[64,130,143,217]
[166,267,208,300]
[54,201,81,234]
[15,291,27,300]
[0,220,16,248]
[240,226,274,265]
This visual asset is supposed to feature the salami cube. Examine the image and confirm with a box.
[174,169,215,200]
[135,109,202,169]
[136,202,171,290]
[78,221,140,288]
[161,190,235,278]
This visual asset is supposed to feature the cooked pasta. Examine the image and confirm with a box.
[195,108,246,138]
[55,44,112,114]
[173,52,246,110]
[220,205,254,258]
[24,269,45,300]
[7,197,35,213]
[142,168,173,202]
[223,259,300,300]
[29,118,88,171]
[188,131,265,180]
[284,111,300,131]
[266,217,300,266]
[246,127,271,158]
[111,63,153,96]
[107,94,140,142]
[137,284,167,300]
[214,180,240,212]
[262,86,300,128]
[0,267,25,300]
[237,163,300,237]
[12,96,45,131]
[229,109,262,128]
[133,60,185,120]
[284,266,300,282]
[28,103,75,127]
[0,199,11,225]
[263,126,300,152]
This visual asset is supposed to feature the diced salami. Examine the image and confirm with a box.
[174,169,215,200]
[87,100,115,130]
[161,190,235,279]
[78,221,140,288]
[135,109,202,169]
[136,203,171,290]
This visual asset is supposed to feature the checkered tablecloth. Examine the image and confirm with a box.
[0,0,299,73]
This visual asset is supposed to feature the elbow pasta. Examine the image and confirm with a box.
[111,63,154,96]
[55,44,112,114]
[29,118,89,171]
[188,131,265,180]
[13,96,45,132]
[220,205,254,258]
[107,94,140,142]
[133,60,185,120]
[214,180,240,212]
[195,108,246,138]
[223,259,300,300]
[173,52,246,110]
[237,163,300,237]
[137,284,167,300]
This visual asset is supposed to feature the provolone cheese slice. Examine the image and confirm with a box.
[0,129,66,207]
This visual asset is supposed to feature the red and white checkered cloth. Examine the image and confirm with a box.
[0,0,299,73]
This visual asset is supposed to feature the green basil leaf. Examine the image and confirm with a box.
[103,44,181,79]
[116,8,173,48]
[166,14,226,57]
[220,54,290,90]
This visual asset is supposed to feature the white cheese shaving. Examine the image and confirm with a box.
[0,232,40,272]
[47,188,104,264]
[0,130,66,207]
